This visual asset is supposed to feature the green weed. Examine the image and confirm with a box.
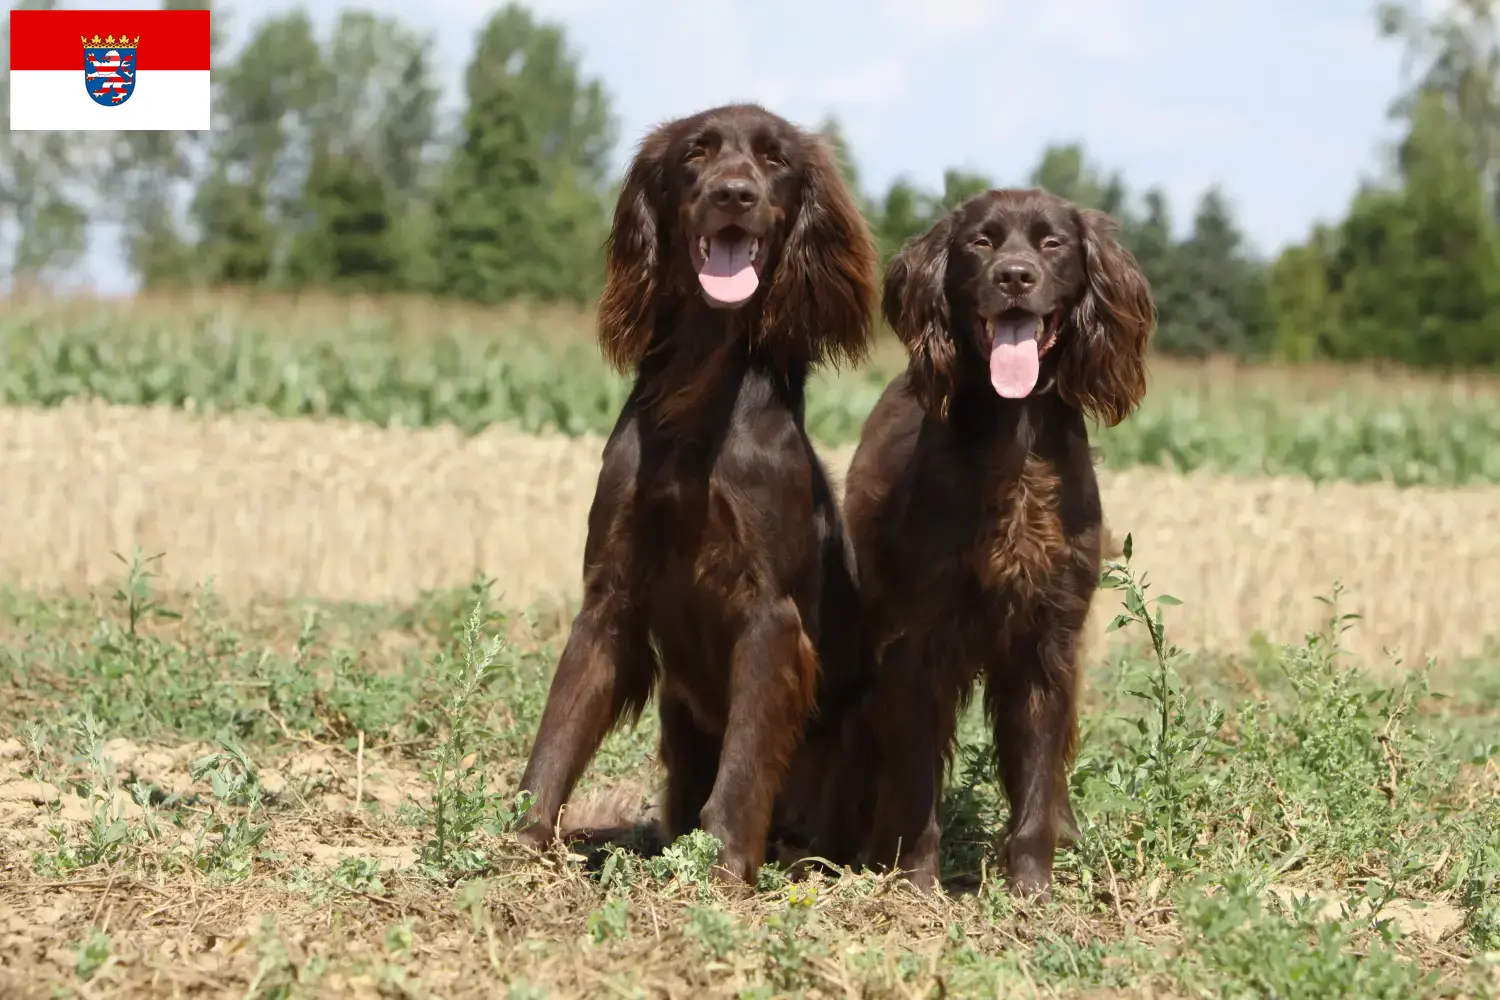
[419,593,535,876]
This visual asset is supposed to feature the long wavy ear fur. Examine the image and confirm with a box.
[760,131,879,369]
[883,214,958,419]
[597,127,674,373]
[1057,208,1155,427]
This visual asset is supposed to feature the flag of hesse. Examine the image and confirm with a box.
[9,8,211,131]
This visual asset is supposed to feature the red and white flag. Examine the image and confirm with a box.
[9,8,211,131]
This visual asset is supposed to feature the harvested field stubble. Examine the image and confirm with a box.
[3,399,1498,666]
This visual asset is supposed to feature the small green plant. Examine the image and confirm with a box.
[108,547,181,641]
[23,722,79,877]
[332,855,385,895]
[242,915,304,1000]
[684,905,741,962]
[1085,533,1226,878]
[754,859,791,892]
[74,928,111,982]
[455,877,494,935]
[127,778,165,843]
[188,734,267,882]
[586,895,630,943]
[1458,837,1500,951]
[72,711,135,868]
[1174,872,1432,999]
[596,844,645,896]
[643,830,723,900]
[420,595,532,874]
[384,921,416,958]
[938,738,1005,877]
[505,980,548,1000]
[759,884,823,993]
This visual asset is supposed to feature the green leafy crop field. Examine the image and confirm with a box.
[4,292,1500,486]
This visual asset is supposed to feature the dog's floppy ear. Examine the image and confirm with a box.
[597,125,674,372]
[884,213,958,419]
[1057,208,1155,426]
[759,129,879,369]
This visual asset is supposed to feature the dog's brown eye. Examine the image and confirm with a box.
[1040,236,1063,250]
[970,236,992,249]
[683,146,706,164]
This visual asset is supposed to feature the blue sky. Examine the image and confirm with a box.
[63,0,1431,292]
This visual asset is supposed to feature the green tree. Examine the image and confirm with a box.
[936,168,994,214]
[283,11,439,289]
[431,3,615,304]
[1331,88,1500,366]
[871,178,934,261]
[189,9,328,286]
[191,170,276,284]
[819,115,865,208]
[285,152,400,290]
[1124,189,1188,348]
[0,0,89,288]
[96,0,222,288]
[1378,0,1500,213]
[1126,189,1174,279]
[1149,188,1271,358]
[1029,143,1127,215]
[1267,226,1340,362]
[867,168,991,264]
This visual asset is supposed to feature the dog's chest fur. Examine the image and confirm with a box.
[974,455,1068,618]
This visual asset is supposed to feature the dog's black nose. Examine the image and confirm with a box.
[707,176,761,212]
[996,261,1038,294]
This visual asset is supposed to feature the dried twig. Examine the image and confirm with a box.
[354,730,365,811]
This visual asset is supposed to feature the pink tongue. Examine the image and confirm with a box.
[989,317,1041,397]
[697,236,759,303]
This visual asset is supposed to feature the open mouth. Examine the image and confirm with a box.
[984,308,1060,398]
[690,224,765,306]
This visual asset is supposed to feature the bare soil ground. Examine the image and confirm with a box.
[0,696,1492,999]
[0,737,1480,1000]
[2,398,1497,666]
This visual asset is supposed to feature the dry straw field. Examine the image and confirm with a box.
[3,397,1498,667]
[2,292,1499,999]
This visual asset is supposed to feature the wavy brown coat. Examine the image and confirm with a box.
[514,103,879,884]
[840,187,1155,896]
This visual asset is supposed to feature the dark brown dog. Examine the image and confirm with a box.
[514,104,879,884]
[841,187,1155,896]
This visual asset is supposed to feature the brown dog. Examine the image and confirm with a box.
[841,187,1155,896]
[514,104,879,884]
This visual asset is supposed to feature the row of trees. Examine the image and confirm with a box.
[1,0,1496,367]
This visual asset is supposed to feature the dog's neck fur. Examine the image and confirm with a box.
[634,296,809,433]
[936,376,1091,500]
